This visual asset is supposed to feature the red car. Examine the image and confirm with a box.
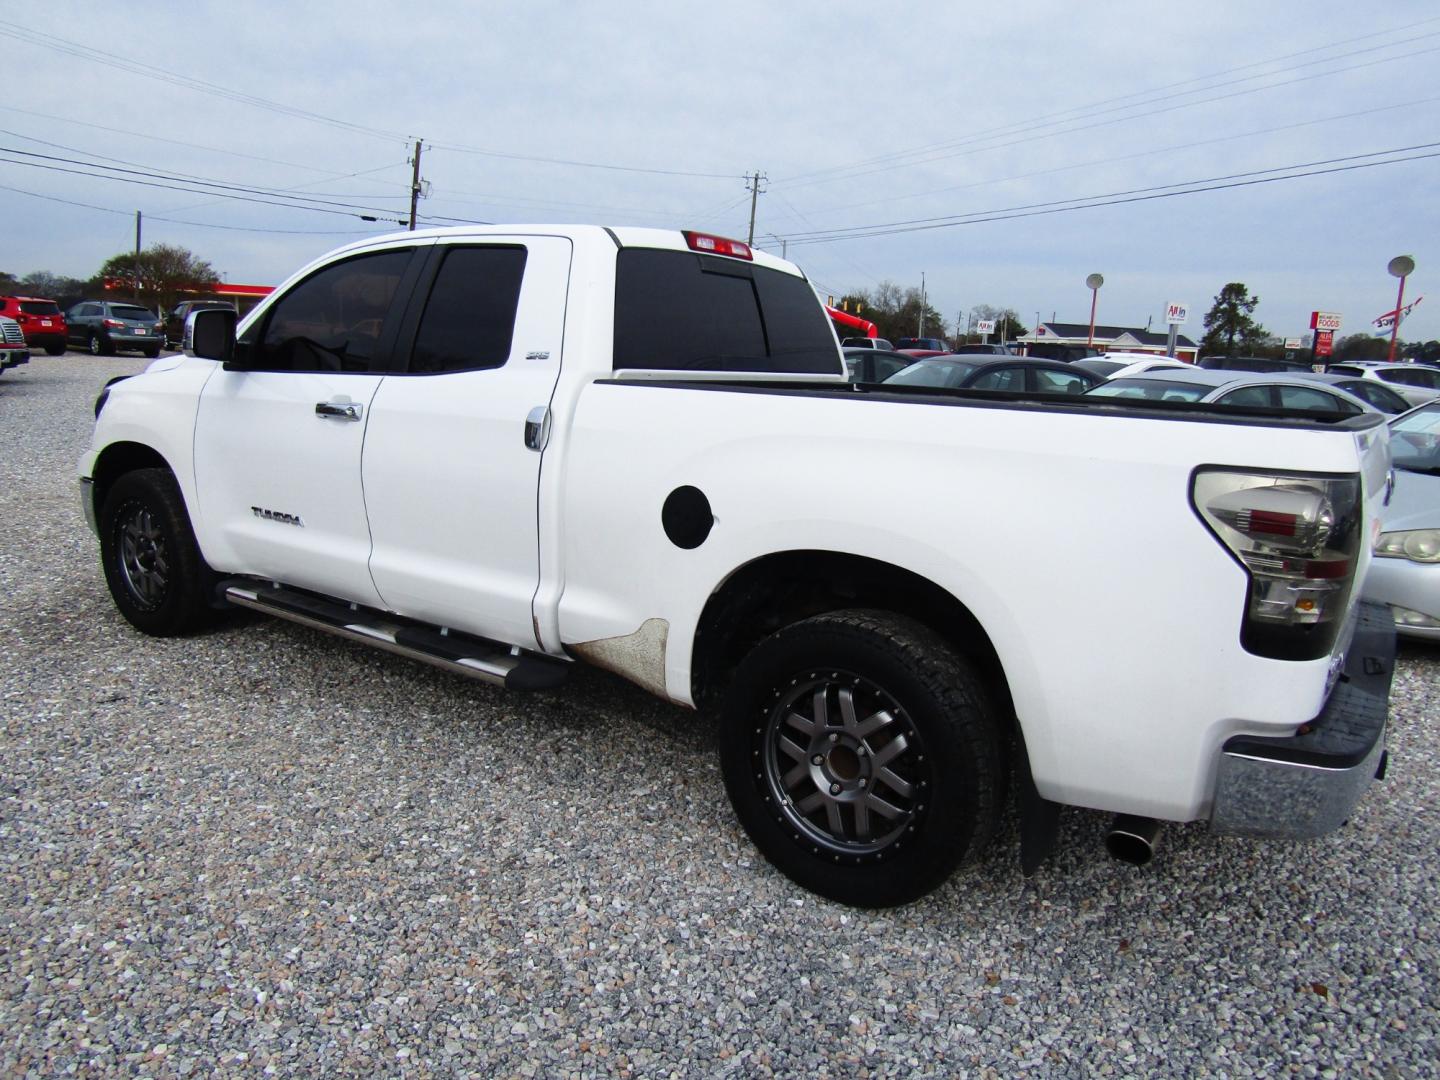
[0,295,67,355]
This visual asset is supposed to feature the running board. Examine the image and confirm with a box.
[220,580,569,691]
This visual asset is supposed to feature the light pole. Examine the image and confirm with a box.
[1085,273,1104,347]
[1387,255,1415,361]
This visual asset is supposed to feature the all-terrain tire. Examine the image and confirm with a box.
[719,609,1004,907]
[98,468,216,636]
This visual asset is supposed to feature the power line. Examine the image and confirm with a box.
[0,25,409,143]
[794,94,1440,221]
[0,23,743,182]
[0,182,376,235]
[777,17,1440,187]
[0,146,421,219]
[782,146,1440,246]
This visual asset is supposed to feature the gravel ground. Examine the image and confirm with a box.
[2,353,1437,1078]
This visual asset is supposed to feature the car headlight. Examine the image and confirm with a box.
[1375,529,1440,562]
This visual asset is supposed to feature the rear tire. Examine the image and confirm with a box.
[88,332,114,357]
[98,469,215,636]
[143,346,161,359]
[719,609,1004,907]
[45,343,65,356]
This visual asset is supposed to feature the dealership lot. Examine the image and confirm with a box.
[2,355,1438,1076]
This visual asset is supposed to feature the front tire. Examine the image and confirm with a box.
[98,469,215,636]
[719,609,1004,907]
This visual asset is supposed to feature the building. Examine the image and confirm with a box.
[1018,322,1199,363]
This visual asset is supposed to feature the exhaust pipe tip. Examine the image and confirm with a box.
[1105,814,1160,866]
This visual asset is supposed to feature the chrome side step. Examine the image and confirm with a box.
[220,580,569,691]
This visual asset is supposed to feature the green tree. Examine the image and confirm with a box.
[839,281,946,345]
[1333,333,1393,362]
[1200,283,1268,357]
[96,244,219,314]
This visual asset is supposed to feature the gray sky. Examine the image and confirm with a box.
[3,0,1437,342]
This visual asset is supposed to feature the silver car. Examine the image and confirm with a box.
[1085,368,1380,414]
[1326,361,1440,408]
[1366,401,1440,641]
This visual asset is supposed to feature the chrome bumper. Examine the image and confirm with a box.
[1211,601,1395,840]
[79,477,97,535]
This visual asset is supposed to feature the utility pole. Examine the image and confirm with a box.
[918,271,926,336]
[408,139,424,231]
[133,210,142,297]
[745,172,767,245]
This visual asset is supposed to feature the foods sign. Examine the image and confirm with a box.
[1310,311,1342,332]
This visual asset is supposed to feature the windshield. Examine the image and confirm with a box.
[1389,404,1440,473]
[113,306,156,321]
[883,358,981,388]
[1086,378,1209,402]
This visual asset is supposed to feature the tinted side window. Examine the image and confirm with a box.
[1386,367,1440,389]
[253,249,413,373]
[1277,386,1355,413]
[1034,368,1090,394]
[969,367,1025,391]
[408,246,527,374]
[1216,386,1272,408]
[614,250,839,374]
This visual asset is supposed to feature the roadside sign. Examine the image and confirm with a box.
[1314,330,1335,357]
[976,320,996,334]
[1310,311,1342,332]
[1284,337,1303,350]
[1165,302,1189,325]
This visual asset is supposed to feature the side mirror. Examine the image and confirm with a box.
[185,308,237,364]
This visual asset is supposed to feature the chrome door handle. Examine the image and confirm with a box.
[524,406,551,451]
[315,401,362,421]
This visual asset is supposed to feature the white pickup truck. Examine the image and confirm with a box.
[80,225,1396,906]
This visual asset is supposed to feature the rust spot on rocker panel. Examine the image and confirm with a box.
[570,618,671,699]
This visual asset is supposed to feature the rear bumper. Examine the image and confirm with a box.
[1210,600,1395,839]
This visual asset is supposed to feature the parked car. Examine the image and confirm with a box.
[1026,342,1102,363]
[1076,354,1191,380]
[1366,400,1440,640]
[840,336,895,351]
[1198,355,1316,374]
[0,295,67,355]
[893,337,950,352]
[0,315,31,372]
[842,347,911,384]
[883,355,1101,394]
[165,299,236,348]
[1086,369,1378,415]
[950,344,1016,356]
[1325,362,1440,408]
[1289,372,1413,414]
[65,301,166,358]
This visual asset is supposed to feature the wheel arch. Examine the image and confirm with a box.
[691,550,1014,726]
[89,441,177,518]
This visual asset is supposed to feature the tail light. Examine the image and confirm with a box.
[1192,468,1362,660]
[683,231,753,260]
[103,318,125,329]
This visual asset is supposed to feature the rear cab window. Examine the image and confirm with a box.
[613,249,839,374]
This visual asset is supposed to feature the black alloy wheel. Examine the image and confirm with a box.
[98,469,215,636]
[720,609,1004,907]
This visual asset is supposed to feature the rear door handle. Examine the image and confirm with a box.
[315,400,362,421]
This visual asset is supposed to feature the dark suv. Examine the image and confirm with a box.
[165,299,237,348]
[65,300,166,358]
[0,295,67,355]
